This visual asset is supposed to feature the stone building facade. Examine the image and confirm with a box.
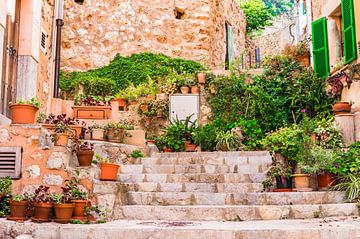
[61,0,247,71]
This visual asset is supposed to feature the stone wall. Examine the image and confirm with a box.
[311,0,328,20]
[61,0,246,71]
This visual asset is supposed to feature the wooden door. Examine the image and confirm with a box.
[1,0,21,116]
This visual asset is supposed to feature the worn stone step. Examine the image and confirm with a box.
[126,191,346,206]
[118,173,266,184]
[3,217,360,239]
[152,151,271,159]
[116,204,359,221]
[120,164,267,174]
[121,182,263,193]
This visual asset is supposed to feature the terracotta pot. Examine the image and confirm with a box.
[77,150,94,167]
[72,106,111,119]
[163,148,174,153]
[8,200,28,221]
[9,104,38,124]
[112,98,127,111]
[332,102,352,115]
[180,86,190,94]
[296,55,310,67]
[293,174,311,189]
[146,95,154,100]
[107,129,125,142]
[129,100,138,106]
[318,172,337,188]
[185,142,197,152]
[310,133,317,143]
[197,72,206,84]
[92,128,105,140]
[71,200,89,220]
[140,104,148,112]
[100,163,120,181]
[55,133,69,147]
[32,202,53,222]
[191,85,200,94]
[70,125,83,138]
[54,203,74,223]
[146,139,155,145]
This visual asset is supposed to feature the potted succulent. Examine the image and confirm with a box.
[91,124,105,140]
[63,177,89,222]
[95,154,120,181]
[51,188,74,223]
[54,121,72,147]
[106,122,125,142]
[73,138,94,167]
[72,95,112,120]
[32,186,53,222]
[9,98,40,124]
[7,194,29,222]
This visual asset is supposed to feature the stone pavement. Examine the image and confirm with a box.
[1,217,360,239]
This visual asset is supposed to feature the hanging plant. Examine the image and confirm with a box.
[327,71,351,99]
[349,63,360,80]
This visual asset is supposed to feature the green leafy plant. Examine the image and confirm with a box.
[130,150,145,158]
[330,142,360,176]
[63,177,88,200]
[239,0,273,34]
[228,118,263,150]
[54,121,71,134]
[14,98,41,108]
[94,153,110,164]
[0,176,12,196]
[215,131,241,151]
[333,174,360,202]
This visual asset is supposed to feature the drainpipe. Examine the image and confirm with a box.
[53,0,64,98]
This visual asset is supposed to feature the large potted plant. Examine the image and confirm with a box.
[91,124,105,140]
[9,98,40,124]
[72,95,112,120]
[53,121,71,147]
[73,139,94,167]
[32,186,53,222]
[63,177,89,222]
[95,154,120,181]
[7,194,28,222]
[51,188,74,224]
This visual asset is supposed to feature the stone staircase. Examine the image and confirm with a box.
[93,151,359,223]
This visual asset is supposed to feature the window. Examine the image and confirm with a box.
[0,147,22,179]
[312,17,330,78]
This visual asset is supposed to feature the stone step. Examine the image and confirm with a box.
[120,164,267,174]
[118,173,266,184]
[126,191,345,206]
[152,151,271,159]
[3,217,360,239]
[120,182,263,193]
[116,203,359,221]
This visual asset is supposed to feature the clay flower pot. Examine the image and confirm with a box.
[317,172,337,188]
[71,200,89,221]
[191,85,200,94]
[332,102,352,115]
[8,200,28,221]
[197,72,206,84]
[163,148,174,153]
[54,203,74,223]
[293,174,312,190]
[77,150,94,167]
[185,142,197,152]
[9,104,38,124]
[146,139,156,146]
[180,86,190,94]
[100,163,120,181]
[92,128,105,140]
[32,202,53,222]
[112,98,127,111]
[55,133,69,147]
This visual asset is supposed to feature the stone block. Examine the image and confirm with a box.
[0,129,10,143]
[43,174,63,186]
[27,165,40,179]
[47,151,65,169]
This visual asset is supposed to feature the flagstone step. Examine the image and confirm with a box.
[118,173,267,184]
[116,204,359,221]
[152,151,271,159]
[126,191,346,206]
[3,217,360,239]
[120,164,268,174]
[120,182,263,193]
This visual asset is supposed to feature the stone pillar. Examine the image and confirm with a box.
[353,106,360,142]
[335,114,355,145]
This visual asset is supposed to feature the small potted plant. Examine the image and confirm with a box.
[265,162,293,192]
[41,114,84,138]
[63,177,89,222]
[32,185,53,222]
[7,194,29,222]
[186,77,199,94]
[91,124,105,140]
[197,72,206,84]
[9,98,40,124]
[73,138,94,167]
[106,122,125,142]
[146,134,156,146]
[53,121,71,147]
[51,188,74,224]
[95,154,120,181]
[177,77,190,94]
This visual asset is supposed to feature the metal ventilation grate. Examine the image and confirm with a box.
[40,29,47,54]
[0,147,22,179]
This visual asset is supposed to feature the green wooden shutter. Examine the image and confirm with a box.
[312,17,330,78]
[341,0,357,64]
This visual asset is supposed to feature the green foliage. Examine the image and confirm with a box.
[215,131,241,151]
[239,0,274,34]
[0,177,12,196]
[60,52,204,99]
[262,0,293,16]
[82,77,116,97]
[331,142,360,176]
[314,117,344,149]
[228,118,263,149]
[15,98,41,108]
[333,174,360,202]
[194,124,218,152]
[130,150,145,159]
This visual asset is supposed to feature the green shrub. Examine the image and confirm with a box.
[130,150,145,159]
[331,142,360,176]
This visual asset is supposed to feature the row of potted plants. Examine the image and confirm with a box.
[7,178,106,224]
[89,121,134,141]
